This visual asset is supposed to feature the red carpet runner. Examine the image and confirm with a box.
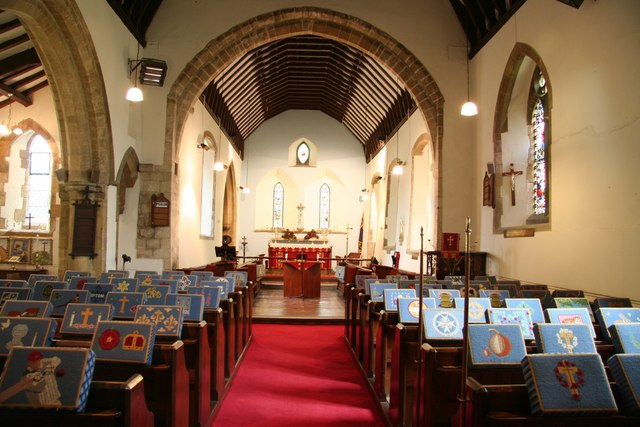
[211,324,386,426]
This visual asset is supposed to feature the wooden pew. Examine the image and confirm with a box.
[412,343,525,427]
[93,340,190,427]
[0,374,154,427]
[374,310,399,401]
[181,321,211,427]
[356,291,372,364]
[364,300,385,378]
[343,282,356,340]
[203,307,226,403]
[459,377,640,427]
[389,324,420,426]
[228,288,245,362]
[371,264,399,280]
[412,339,617,427]
[219,297,236,378]
[56,339,190,427]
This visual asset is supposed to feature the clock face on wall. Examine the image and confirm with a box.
[296,142,310,164]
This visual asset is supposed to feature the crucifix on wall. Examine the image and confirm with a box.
[502,163,523,206]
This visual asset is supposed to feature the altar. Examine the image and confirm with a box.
[268,240,332,270]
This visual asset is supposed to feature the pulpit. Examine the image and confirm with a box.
[283,261,321,298]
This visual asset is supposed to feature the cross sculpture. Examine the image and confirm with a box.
[296,203,305,230]
[502,163,523,206]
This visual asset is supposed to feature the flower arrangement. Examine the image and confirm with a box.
[304,229,318,240]
[281,229,296,240]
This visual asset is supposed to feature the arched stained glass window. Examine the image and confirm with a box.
[319,183,330,229]
[273,182,284,228]
[26,135,52,229]
[528,67,549,219]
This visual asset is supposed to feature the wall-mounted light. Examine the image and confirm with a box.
[359,189,369,202]
[240,186,251,194]
[392,159,405,176]
[126,45,168,102]
[213,162,227,171]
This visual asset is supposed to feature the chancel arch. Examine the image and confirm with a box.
[165,7,444,265]
[493,42,552,233]
[408,132,436,253]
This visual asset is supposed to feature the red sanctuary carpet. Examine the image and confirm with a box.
[211,324,386,426]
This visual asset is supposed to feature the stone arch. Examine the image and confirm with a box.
[163,7,445,257]
[493,42,552,232]
[0,0,114,275]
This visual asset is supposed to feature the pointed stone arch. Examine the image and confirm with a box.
[493,42,552,233]
[0,0,114,275]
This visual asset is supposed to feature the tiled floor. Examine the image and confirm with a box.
[253,282,344,323]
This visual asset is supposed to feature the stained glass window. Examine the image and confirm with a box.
[319,183,330,229]
[529,68,548,217]
[296,141,310,165]
[273,182,284,228]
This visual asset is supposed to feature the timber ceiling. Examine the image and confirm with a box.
[0,1,583,157]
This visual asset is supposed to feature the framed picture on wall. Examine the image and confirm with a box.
[9,238,31,264]
[0,238,9,261]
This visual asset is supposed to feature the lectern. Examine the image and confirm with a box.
[283,261,321,298]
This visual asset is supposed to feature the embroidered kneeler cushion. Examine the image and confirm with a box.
[533,323,597,355]
[0,346,95,412]
[486,308,535,339]
[522,353,617,416]
[60,303,113,336]
[166,293,204,322]
[454,298,491,323]
[468,324,526,367]
[134,305,184,338]
[397,298,435,324]
[422,308,464,339]
[607,354,640,415]
[383,288,415,312]
[91,320,155,365]
[48,289,90,316]
[594,307,640,341]
[0,286,31,301]
[135,283,169,305]
[0,300,52,318]
[609,323,640,354]
[188,285,222,308]
[0,317,57,356]
[369,283,397,302]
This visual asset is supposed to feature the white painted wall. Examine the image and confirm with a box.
[474,0,640,300]
[237,110,365,264]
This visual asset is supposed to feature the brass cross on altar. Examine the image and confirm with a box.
[502,163,523,206]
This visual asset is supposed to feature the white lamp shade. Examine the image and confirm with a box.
[241,187,251,194]
[12,127,23,135]
[213,162,226,171]
[460,101,478,116]
[0,124,9,136]
[392,163,404,175]
[126,86,144,102]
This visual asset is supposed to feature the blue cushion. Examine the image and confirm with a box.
[486,308,534,339]
[91,320,155,365]
[60,303,113,336]
[522,353,617,415]
[423,308,464,340]
[0,346,95,411]
[397,298,435,324]
[607,354,640,415]
[609,323,640,354]
[533,323,596,354]
[135,305,184,338]
[595,307,640,340]
[383,288,415,311]
[468,324,526,367]
[0,317,57,356]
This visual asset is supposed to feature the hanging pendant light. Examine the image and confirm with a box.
[461,37,478,117]
[126,44,144,102]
